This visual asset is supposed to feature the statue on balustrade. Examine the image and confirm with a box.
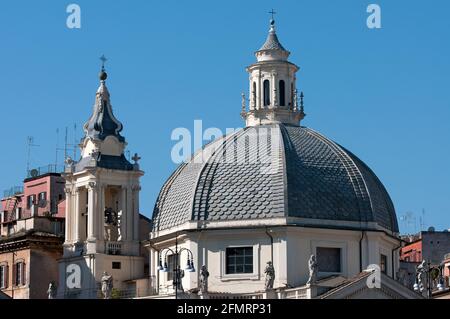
[101,271,113,299]
[47,281,57,299]
[264,261,275,291]
[199,265,210,293]
[306,255,318,286]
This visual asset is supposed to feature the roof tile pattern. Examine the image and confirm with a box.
[151,124,398,233]
[259,32,287,51]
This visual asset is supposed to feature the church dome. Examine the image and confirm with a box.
[151,124,399,234]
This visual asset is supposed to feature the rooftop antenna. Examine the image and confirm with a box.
[420,209,426,232]
[64,127,68,161]
[55,124,79,168]
[400,211,416,235]
[55,128,59,168]
[26,136,40,175]
[73,123,77,160]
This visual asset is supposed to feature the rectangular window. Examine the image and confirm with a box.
[380,254,387,274]
[226,247,253,274]
[38,192,47,202]
[14,262,25,286]
[27,195,36,209]
[0,265,7,289]
[112,262,121,269]
[167,254,179,281]
[317,247,342,273]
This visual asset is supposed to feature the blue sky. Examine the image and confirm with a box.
[0,0,449,234]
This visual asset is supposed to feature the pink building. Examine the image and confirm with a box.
[0,169,66,298]
[1,171,66,237]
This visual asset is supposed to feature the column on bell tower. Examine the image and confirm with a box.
[64,187,72,244]
[87,183,96,240]
[132,185,140,242]
[119,186,127,241]
[126,186,133,242]
[74,187,81,243]
[97,184,105,247]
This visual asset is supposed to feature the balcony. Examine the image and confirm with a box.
[106,242,122,255]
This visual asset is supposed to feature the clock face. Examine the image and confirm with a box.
[66,264,82,289]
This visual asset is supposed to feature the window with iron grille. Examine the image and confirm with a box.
[112,262,121,269]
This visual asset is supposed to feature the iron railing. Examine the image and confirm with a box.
[27,165,64,178]
[105,242,122,255]
[3,186,24,198]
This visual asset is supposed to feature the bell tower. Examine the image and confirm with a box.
[242,17,306,127]
[58,58,145,299]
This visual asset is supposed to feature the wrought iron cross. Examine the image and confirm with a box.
[268,9,276,20]
[100,55,108,71]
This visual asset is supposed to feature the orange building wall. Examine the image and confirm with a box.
[400,241,423,263]
[0,249,31,299]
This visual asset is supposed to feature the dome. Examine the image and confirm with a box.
[151,124,399,234]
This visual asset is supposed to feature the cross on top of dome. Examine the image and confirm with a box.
[258,11,288,53]
[99,55,108,81]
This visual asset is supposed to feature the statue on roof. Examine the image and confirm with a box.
[101,271,113,299]
[47,281,57,299]
[306,255,318,286]
[264,261,275,291]
[199,265,210,293]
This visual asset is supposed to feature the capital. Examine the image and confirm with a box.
[88,182,97,190]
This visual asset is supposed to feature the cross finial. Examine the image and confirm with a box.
[268,9,276,20]
[132,153,141,163]
[100,55,107,71]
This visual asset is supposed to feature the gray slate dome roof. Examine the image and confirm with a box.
[151,124,399,233]
[259,31,287,51]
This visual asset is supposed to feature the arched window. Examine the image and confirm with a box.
[252,82,257,106]
[279,80,286,106]
[263,80,270,106]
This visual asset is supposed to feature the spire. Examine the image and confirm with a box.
[256,15,290,62]
[259,19,286,51]
[83,56,125,143]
